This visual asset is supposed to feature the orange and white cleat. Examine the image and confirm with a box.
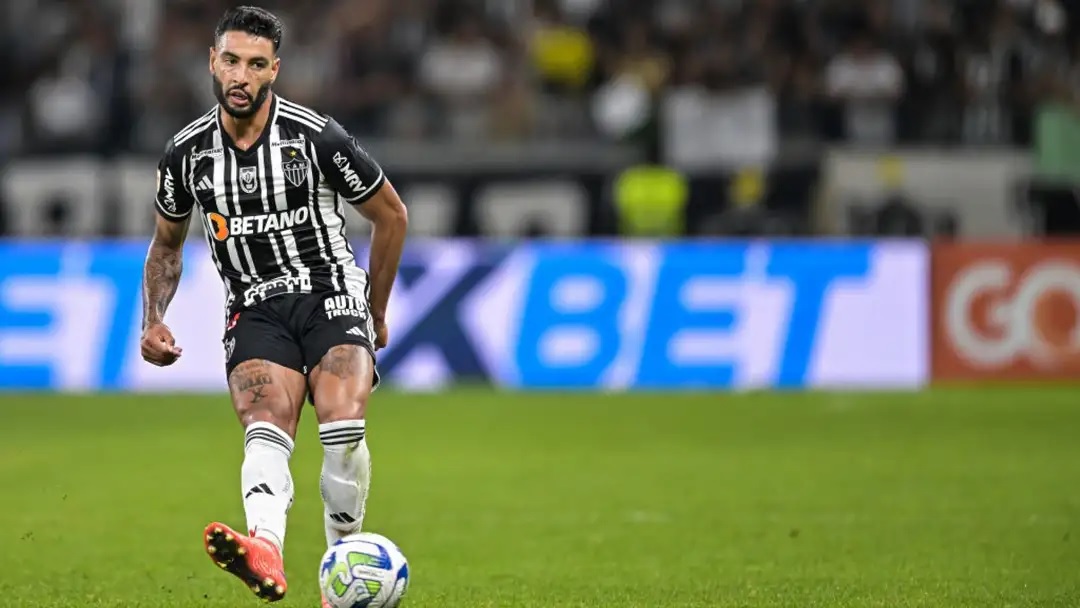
[321,593,333,608]
[203,522,288,602]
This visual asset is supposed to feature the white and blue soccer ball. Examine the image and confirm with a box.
[318,532,410,608]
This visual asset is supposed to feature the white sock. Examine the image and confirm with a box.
[242,421,295,553]
[319,420,371,546]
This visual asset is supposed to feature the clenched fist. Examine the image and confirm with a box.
[141,322,183,367]
[373,318,388,351]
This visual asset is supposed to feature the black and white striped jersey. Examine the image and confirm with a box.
[153,95,385,311]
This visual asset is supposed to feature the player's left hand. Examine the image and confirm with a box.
[373,318,388,351]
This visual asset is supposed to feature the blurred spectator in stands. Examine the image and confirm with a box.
[591,17,670,147]
[529,0,595,92]
[418,9,505,139]
[699,167,770,236]
[272,3,344,112]
[956,1,1036,145]
[605,19,670,95]
[527,0,596,139]
[131,14,201,152]
[825,27,905,145]
[899,0,961,143]
[1025,9,1080,236]
[873,191,926,236]
[612,163,687,237]
[333,1,417,137]
[24,13,127,156]
[777,53,825,141]
[490,64,538,140]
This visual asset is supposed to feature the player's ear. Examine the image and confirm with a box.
[208,47,217,73]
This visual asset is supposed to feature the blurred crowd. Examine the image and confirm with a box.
[2,0,1080,159]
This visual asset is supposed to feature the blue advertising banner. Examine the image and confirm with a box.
[0,239,928,391]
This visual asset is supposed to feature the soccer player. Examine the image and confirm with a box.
[138,6,407,604]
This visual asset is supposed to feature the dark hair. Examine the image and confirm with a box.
[214,6,283,52]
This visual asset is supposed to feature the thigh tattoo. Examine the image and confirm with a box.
[319,345,361,380]
[231,360,274,403]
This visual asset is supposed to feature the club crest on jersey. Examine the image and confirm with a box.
[282,152,309,187]
[239,166,258,194]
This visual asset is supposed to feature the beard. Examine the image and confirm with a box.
[213,75,271,119]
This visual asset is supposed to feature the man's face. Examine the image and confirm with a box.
[210,31,279,119]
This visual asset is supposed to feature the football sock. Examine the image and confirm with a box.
[319,419,371,546]
[241,421,295,554]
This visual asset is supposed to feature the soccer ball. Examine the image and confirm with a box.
[318,532,410,608]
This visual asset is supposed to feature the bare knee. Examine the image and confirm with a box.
[311,345,373,422]
[229,359,305,437]
[314,386,369,422]
[319,393,368,422]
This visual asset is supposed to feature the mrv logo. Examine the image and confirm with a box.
[324,294,367,320]
[206,208,310,241]
[332,152,364,193]
[160,168,176,211]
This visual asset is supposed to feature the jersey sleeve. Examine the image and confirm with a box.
[154,139,195,221]
[313,118,386,205]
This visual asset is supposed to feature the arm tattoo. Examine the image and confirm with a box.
[319,345,359,379]
[142,238,183,329]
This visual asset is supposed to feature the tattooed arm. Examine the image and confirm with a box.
[141,214,190,366]
[143,214,190,329]
[143,152,194,366]
[142,140,196,367]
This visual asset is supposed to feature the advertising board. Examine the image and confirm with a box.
[0,240,928,391]
[932,241,1080,381]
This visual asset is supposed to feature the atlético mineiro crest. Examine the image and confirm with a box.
[239,166,258,194]
[282,150,309,187]
[224,336,236,361]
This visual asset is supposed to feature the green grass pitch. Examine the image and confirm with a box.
[0,387,1078,607]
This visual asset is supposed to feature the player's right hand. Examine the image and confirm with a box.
[141,322,183,367]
